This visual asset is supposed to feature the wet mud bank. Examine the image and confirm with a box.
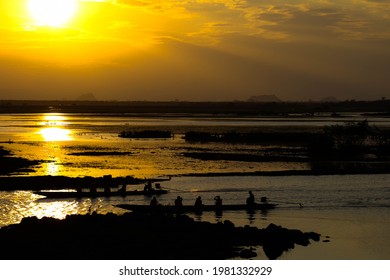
[0,175,142,191]
[0,146,41,175]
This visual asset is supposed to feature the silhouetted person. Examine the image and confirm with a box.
[261,196,268,203]
[246,191,255,206]
[175,196,183,207]
[194,196,202,208]
[155,183,161,190]
[214,196,222,208]
[144,180,152,192]
[150,196,158,207]
[90,184,97,194]
[104,185,111,195]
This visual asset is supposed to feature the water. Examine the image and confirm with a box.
[1,174,390,259]
[1,113,390,259]
[1,113,318,177]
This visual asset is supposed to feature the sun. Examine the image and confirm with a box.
[27,0,78,27]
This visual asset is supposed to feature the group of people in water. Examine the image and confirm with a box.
[150,191,261,208]
[143,181,162,193]
[82,179,263,209]
[150,195,200,207]
[78,179,163,195]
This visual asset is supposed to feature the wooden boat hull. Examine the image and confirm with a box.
[116,203,277,213]
[35,189,168,199]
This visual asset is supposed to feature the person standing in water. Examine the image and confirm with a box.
[246,191,255,206]
[214,196,222,208]
[175,196,183,207]
[194,196,202,208]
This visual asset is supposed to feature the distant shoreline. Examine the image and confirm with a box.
[0,99,389,114]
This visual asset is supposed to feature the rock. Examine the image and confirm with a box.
[239,248,257,259]
[0,213,321,260]
[261,223,321,259]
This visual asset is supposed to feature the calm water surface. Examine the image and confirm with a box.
[1,113,390,259]
[1,174,389,259]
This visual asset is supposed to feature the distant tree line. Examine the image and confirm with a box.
[1,99,389,114]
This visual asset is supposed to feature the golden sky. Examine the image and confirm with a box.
[0,0,389,101]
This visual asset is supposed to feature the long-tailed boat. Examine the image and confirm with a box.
[115,202,277,213]
[35,189,168,199]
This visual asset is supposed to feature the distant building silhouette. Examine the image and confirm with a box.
[77,93,97,101]
[247,94,281,102]
[320,96,339,103]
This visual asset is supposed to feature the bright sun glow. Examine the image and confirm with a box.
[27,0,78,27]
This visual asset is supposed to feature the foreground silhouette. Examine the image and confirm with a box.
[0,213,321,260]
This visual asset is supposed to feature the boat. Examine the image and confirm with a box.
[35,189,168,199]
[115,202,277,213]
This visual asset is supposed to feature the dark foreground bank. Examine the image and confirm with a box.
[0,213,322,260]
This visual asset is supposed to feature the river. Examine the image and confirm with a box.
[1,113,390,259]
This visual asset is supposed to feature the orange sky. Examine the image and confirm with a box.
[0,0,389,101]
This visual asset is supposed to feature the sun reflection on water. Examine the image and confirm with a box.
[40,127,72,141]
[44,159,61,176]
[34,201,78,222]
[0,191,84,226]
[38,113,73,141]
[41,114,67,124]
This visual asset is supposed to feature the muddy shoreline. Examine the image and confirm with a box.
[0,175,143,191]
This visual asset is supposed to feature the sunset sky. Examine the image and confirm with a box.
[0,0,389,101]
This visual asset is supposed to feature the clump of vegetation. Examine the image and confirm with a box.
[119,130,172,139]
[311,120,390,159]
